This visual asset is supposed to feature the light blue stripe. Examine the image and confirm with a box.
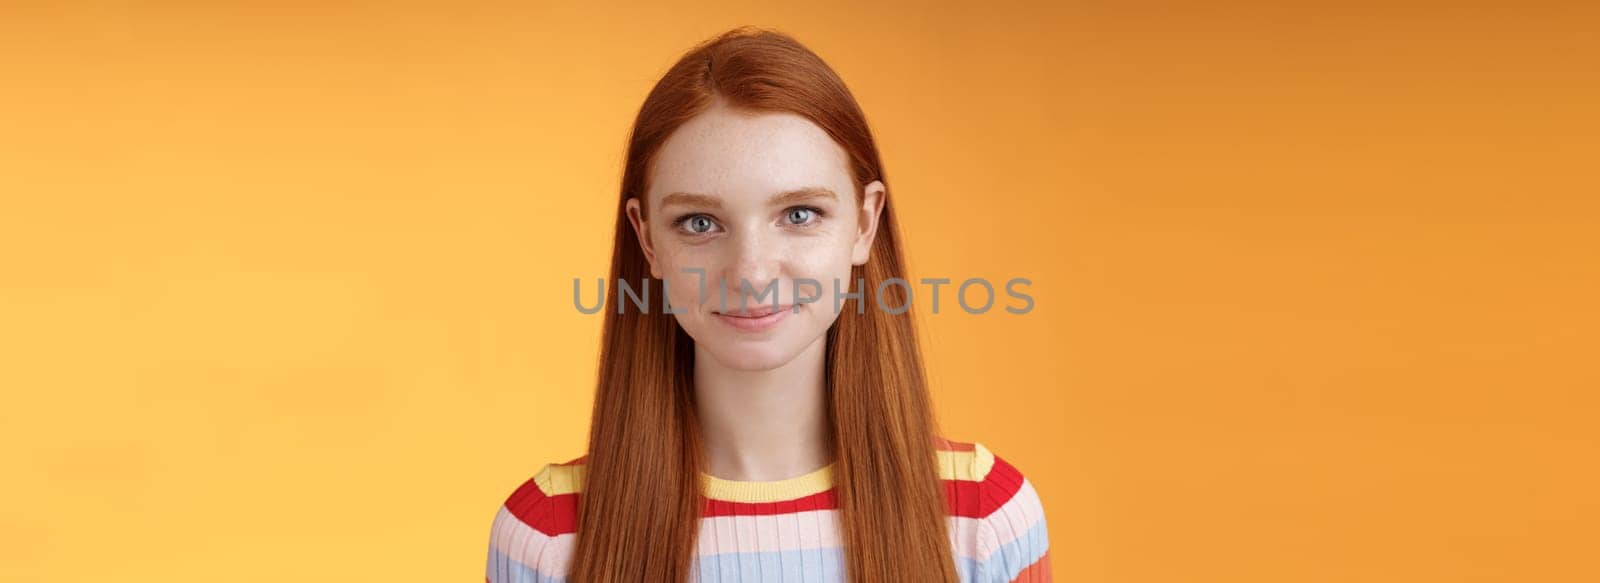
[691,546,845,583]
[965,515,1051,583]
[957,555,983,583]
[486,545,564,583]
[487,519,1047,583]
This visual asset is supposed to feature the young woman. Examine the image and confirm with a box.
[485,26,1051,583]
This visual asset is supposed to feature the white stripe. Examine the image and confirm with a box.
[696,508,842,555]
[486,478,1045,578]
[948,477,1047,564]
[488,506,575,579]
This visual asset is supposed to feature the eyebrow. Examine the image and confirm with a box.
[658,186,839,210]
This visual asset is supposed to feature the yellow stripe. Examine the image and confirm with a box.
[936,442,995,482]
[532,441,995,499]
[700,462,834,503]
[533,463,585,496]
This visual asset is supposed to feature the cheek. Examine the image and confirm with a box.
[654,243,717,307]
[788,232,859,297]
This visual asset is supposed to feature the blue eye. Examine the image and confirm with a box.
[785,207,822,226]
[679,214,716,234]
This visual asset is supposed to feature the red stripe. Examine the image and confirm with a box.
[503,447,1027,532]
[945,453,1025,518]
[503,476,579,536]
[700,489,837,516]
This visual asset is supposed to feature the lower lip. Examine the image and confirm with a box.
[713,304,795,332]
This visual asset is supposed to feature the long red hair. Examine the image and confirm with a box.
[570,26,959,583]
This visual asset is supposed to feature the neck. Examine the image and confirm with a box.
[693,334,833,482]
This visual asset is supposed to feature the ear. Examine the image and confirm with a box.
[624,197,662,278]
[850,180,887,265]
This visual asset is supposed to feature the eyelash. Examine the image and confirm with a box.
[670,206,827,235]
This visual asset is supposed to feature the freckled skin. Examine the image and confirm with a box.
[625,103,886,371]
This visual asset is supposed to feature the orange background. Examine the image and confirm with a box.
[3,1,1596,581]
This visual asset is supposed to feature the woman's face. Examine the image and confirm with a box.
[626,103,886,371]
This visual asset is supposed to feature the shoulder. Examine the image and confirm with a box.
[484,455,587,583]
[938,437,1052,581]
[936,437,1037,517]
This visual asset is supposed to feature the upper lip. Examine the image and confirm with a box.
[714,304,794,317]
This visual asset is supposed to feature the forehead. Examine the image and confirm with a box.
[646,105,853,206]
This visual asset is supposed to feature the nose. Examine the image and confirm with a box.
[719,228,783,310]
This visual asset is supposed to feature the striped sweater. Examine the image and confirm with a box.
[484,439,1051,582]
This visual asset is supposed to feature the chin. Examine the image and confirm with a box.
[699,339,799,371]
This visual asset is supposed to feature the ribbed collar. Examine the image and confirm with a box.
[699,461,835,503]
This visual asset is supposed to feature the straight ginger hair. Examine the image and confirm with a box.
[569,26,960,583]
